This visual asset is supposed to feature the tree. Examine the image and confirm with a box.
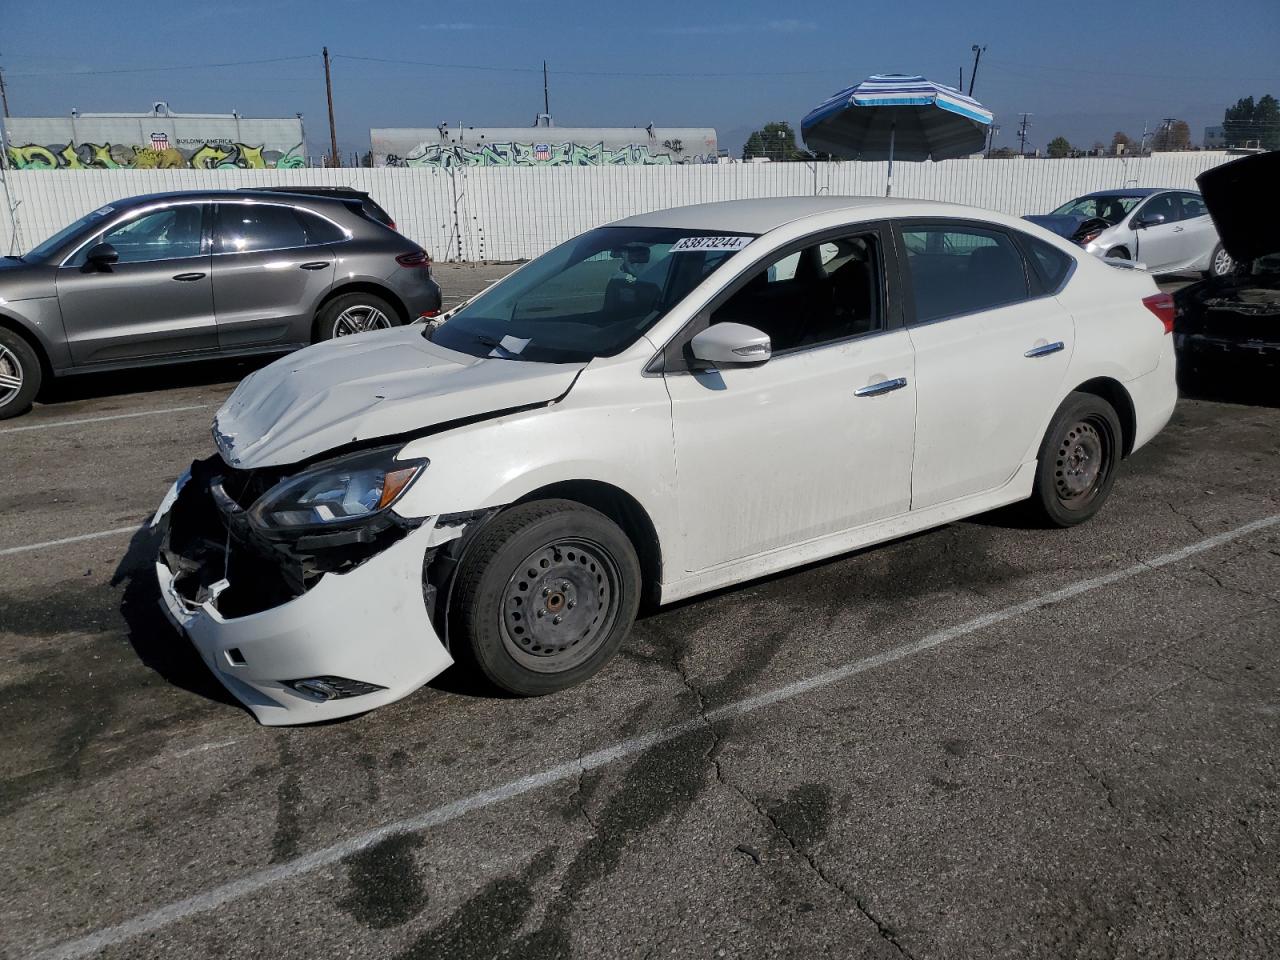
[1151,120,1192,151]
[742,121,806,161]
[988,146,1018,159]
[1111,131,1133,150]
[1047,136,1073,158]
[1223,94,1280,150]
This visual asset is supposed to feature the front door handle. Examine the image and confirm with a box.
[854,377,908,397]
[299,261,329,270]
[172,272,206,282]
[1024,341,1065,358]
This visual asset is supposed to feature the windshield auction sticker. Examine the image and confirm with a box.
[670,236,753,253]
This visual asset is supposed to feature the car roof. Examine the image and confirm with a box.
[610,196,988,234]
[111,189,355,209]
[1077,187,1178,199]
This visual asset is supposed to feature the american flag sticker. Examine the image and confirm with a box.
[150,132,170,151]
[534,143,551,161]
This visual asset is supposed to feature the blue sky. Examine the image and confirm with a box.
[3,0,1278,159]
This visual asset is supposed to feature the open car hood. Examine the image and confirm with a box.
[1023,214,1089,239]
[213,327,585,469]
[1197,151,1280,265]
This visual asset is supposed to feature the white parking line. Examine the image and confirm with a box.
[27,511,1280,960]
[0,404,211,436]
[0,526,139,558]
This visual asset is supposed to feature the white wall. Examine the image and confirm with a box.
[0,152,1233,263]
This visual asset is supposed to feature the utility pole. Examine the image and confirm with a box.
[323,47,339,168]
[985,123,1000,158]
[968,45,986,97]
[542,61,550,117]
[1017,113,1031,156]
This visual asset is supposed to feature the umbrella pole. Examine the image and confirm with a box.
[885,121,895,197]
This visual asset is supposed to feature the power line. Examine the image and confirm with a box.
[331,53,842,79]
[5,54,318,78]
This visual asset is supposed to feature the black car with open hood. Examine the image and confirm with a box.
[1173,152,1280,391]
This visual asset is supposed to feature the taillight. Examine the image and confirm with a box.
[396,250,429,268]
[1142,292,1175,334]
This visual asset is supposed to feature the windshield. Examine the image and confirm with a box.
[1050,195,1143,225]
[23,205,116,262]
[429,226,754,362]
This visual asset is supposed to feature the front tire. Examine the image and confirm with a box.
[451,500,642,696]
[1029,393,1122,527]
[314,292,399,342]
[0,328,42,420]
[1205,243,1234,279]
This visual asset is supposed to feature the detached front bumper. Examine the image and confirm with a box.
[153,473,453,725]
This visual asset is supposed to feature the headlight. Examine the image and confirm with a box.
[248,446,427,532]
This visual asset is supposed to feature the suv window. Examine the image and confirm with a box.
[900,225,1029,322]
[1177,192,1208,219]
[295,209,347,244]
[709,233,882,352]
[215,204,308,253]
[77,205,204,265]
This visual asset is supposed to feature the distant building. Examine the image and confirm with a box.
[1204,125,1225,149]
[3,102,306,169]
[372,117,717,167]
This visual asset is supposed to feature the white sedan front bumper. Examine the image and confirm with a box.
[154,484,453,726]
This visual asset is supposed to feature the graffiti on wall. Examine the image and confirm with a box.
[385,140,713,168]
[6,138,307,170]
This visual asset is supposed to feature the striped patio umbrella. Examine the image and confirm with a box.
[801,74,993,196]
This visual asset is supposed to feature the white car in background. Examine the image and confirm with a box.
[1025,188,1234,278]
[154,197,1178,725]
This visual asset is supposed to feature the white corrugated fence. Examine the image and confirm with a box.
[0,153,1233,263]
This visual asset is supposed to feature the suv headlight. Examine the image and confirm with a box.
[248,447,427,532]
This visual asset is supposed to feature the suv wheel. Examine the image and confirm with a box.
[315,292,399,341]
[0,329,42,420]
[451,500,642,696]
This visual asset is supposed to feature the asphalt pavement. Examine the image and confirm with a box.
[2,270,1278,960]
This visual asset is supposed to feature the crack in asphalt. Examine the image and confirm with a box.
[1166,499,1210,536]
[664,637,918,960]
[566,738,598,833]
[1073,755,1119,811]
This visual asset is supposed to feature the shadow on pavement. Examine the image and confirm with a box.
[37,354,283,407]
[111,523,242,712]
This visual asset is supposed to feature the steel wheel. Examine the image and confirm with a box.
[0,344,25,407]
[332,304,391,337]
[1053,417,1111,510]
[499,537,623,673]
[1211,245,1234,277]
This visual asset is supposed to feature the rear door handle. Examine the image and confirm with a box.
[171,272,206,282]
[854,377,908,397]
[1024,341,1065,358]
[299,261,329,270]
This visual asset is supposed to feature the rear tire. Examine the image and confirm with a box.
[1029,392,1123,528]
[1204,243,1234,279]
[314,292,399,342]
[451,499,642,696]
[0,328,42,420]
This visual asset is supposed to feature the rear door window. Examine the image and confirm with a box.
[1177,192,1208,219]
[899,225,1029,323]
[215,204,308,253]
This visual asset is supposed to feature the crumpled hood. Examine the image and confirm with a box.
[214,327,585,468]
[1197,151,1280,265]
[1022,214,1089,239]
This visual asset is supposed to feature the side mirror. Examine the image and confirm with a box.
[690,322,771,367]
[1132,213,1165,230]
[84,242,119,268]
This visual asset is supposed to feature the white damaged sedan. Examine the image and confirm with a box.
[154,197,1178,724]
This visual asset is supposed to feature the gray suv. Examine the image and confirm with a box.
[0,189,442,418]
